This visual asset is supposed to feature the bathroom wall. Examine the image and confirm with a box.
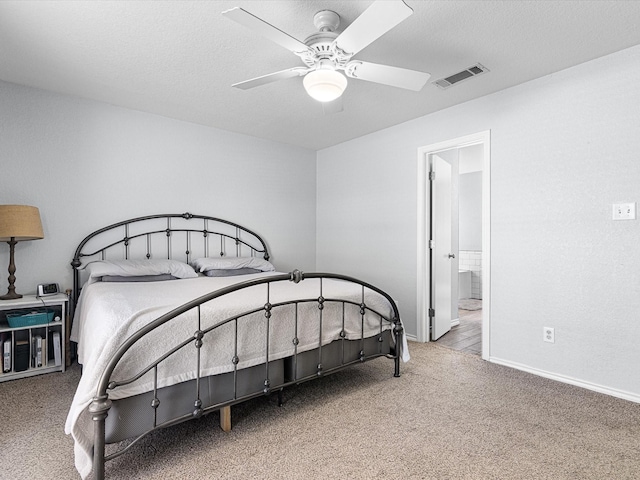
[459,250,482,299]
[459,149,483,299]
[459,171,482,250]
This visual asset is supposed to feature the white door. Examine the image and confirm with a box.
[431,155,454,340]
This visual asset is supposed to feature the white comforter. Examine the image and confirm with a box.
[65,272,404,479]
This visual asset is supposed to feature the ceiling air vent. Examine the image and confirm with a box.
[433,63,489,89]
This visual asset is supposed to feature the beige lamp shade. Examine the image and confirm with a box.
[0,205,44,241]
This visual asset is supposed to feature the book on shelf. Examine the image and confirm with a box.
[2,334,11,373]
[52,331,62,367]
[14,339,29,372]
[32,335,43,368]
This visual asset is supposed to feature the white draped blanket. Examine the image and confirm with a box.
[65,273,402,479]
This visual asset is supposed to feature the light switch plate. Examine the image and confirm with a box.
[612,203,636,220]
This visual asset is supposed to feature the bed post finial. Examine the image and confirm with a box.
[289,269,304,283]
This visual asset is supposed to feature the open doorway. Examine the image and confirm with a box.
[416,131,491,360]
[436,144,483,354]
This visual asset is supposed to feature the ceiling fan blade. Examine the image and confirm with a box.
[232,68,308,90]
[223,7,312,55]
[334,0,413,56]
[345,61,430,91]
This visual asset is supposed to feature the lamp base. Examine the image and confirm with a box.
[0,291,22,300]
[2,238,22,300]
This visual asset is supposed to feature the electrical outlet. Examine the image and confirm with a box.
[543,327,555,343]
[612,203,636,220]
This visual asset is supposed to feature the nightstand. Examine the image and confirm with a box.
[0,293,68,382]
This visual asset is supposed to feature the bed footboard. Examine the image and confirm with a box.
[87,270,403,480]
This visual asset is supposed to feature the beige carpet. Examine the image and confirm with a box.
[1,342,639,479]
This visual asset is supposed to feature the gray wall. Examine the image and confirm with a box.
[0,81,318,291]
[2,43,640,401]
[317,44,640,399]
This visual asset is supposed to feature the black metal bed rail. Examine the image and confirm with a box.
[103,350,391,465]
[88,270,403,480]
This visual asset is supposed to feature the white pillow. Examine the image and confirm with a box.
[81,259,198,284]
[191,256,275,274]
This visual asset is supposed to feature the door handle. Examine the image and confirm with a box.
[448,253,456,259]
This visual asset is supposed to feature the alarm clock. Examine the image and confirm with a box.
[36,283,60,297]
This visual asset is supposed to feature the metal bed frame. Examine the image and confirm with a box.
[70,213,403,480]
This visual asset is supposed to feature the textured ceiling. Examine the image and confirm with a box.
[1,1,640,150]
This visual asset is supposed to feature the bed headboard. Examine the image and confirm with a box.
[70,212,269,305]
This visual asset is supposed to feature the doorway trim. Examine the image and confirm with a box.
[416,130,491,360]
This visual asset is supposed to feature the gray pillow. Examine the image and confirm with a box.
[203,268,261,277]
[101,274,177,282]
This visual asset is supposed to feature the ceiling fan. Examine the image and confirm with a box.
[222,0,430,105]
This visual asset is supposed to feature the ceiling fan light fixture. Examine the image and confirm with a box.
[303,69,347,102]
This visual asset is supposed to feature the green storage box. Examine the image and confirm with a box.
[6,309,54,328]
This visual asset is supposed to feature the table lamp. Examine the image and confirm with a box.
[0,205,44,300]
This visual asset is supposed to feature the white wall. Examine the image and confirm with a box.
[0,81,317,294]
[317,44,640,399]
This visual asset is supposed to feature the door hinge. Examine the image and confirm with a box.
[428,308,435,317]
[429,171,435,181]
[429,239,435,249]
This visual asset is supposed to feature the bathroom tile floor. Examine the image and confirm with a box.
[435,303,482,355]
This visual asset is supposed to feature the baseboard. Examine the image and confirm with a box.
[402,326,456,343]
[489,356,640,404]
